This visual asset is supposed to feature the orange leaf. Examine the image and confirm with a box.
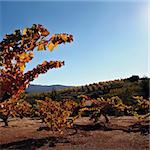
[20,65,25,72]
[37,43,46,51]
[61,34,68,41]
[48,42,55,51]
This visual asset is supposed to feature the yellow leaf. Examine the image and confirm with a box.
[37,40,46,51]
[19,52,26,59]
[29,52,34,58]
[18,52,31,62]
[23,28,27,35]
[20,65,25,72]
[48,42,55,51]
[37,44,46,51]
[55,42,59,48]
[49,61,55,66]
[61,34,68,41]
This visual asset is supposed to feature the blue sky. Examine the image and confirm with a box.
[0,1,148,86]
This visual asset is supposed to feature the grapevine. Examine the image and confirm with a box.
[70,96,150,125]
[0,24,73,127]
[0,25,149,136]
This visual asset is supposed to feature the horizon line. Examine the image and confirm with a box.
[30,74,149,87]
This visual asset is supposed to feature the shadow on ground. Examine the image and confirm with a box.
[75,123,149,135]
[0,136,70,150]
[0,123,149,149]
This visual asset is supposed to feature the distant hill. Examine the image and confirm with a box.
[25,76,149,105]
[26,84,73,93]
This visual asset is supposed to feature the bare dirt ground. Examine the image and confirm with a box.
[0,116,149,150]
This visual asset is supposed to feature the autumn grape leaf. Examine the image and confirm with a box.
[18,52,27,60]
[18,52,33,62]
[37,40,47,51]
[38,44,46,51]
[23,28,28,35]
[40,30,50,37]
[20,65,25,72]
[48,42,55,51]
[61,34,68,41]
[56,61,61,68]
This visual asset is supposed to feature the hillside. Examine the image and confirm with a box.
[25,76,149,105]
[26,84,73,93]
